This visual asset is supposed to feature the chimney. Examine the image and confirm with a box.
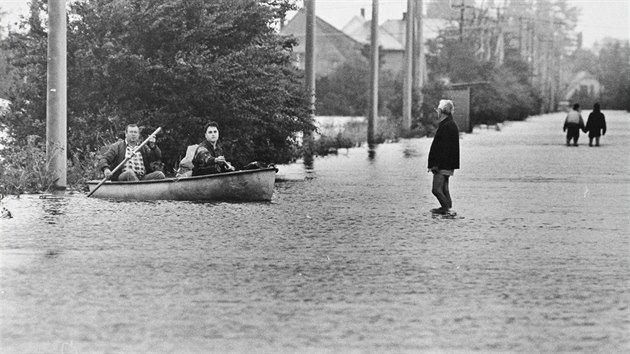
[360,8,365,18]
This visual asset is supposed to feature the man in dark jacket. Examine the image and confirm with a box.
[585,102,606,147]
[192,121,235,176]
[428,99,460,215]
[98,124,165,181]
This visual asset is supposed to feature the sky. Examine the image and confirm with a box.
[294,0,629,48]
[1,0,628,48]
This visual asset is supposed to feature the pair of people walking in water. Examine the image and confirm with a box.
[563,103,607,147]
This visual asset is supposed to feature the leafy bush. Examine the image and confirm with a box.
[0,136,56,194]
[1,0,314,177]
[313,116,417,156]
[316,61,401,119]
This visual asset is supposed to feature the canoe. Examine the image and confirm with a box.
[87,167,277,201]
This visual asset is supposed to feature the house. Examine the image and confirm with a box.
[341,12,454,77]
[380,16,453,47]
[281,9,453,78]
[563,71,602,102]
[280,9,366,78]
[341,15,405,75]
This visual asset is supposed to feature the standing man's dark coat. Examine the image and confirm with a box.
[428,116,460,171]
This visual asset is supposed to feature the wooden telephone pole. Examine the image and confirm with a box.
[403,0,424,130]
[412,0,424,121]
[367,0,379,148]
[47,0,67,190]
[402,0,414,130]
[304,0,316,165]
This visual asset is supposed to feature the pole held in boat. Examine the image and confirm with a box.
[87,127,162,197]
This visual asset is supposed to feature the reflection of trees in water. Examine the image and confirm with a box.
[41,196,68,224]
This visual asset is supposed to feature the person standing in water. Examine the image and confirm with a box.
[585,102,607,147]
[563,103,586,146]
[428,99,460,215]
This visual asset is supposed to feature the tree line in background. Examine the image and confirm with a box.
[0,0,313,193]
[315,0,629,127]
[569,41,630,110]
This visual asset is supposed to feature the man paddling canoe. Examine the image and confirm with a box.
[98,124,166,181]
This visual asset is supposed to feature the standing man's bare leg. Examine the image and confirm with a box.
[443,176,452,209]
[432,173,449,211]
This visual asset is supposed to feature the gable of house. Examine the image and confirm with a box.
[340,16,406,75]
[341,16,366,36]
[281,9,366,77]
[564,71,602,100]
[380,17,454,45]
[343,18,404,51]
[340,15,453,75]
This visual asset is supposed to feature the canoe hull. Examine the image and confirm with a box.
[87,168,276,201]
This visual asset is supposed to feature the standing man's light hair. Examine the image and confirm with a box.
[437,99,454,115]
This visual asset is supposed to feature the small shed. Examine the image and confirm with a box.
[444,81,490,133]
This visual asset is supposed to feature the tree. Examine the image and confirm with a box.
[597,40,630,110]
[315,59,401,119]
[0,6,15,98]
[1,0,314,173]
[315,60,369,116]
[0,1,47,142]
[570,48,598,74]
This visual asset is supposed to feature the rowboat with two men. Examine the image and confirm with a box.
[87,167,277,201]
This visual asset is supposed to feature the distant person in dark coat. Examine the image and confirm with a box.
[563,103,586,146]
[585,102,607,147]
[428,99,460,215]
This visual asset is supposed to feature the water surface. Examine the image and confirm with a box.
[1,112,629,352]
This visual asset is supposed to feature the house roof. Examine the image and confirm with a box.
[380,18,455,45]
[343,18,405,51]
[281,8,363,58]
[341,16,365,35]
[280,9,366,77]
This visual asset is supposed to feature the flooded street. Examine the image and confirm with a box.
[1,111,629,352]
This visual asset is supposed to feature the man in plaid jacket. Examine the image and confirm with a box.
[98,124,165,181]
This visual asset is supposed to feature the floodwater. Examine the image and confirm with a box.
[1,112,629,353]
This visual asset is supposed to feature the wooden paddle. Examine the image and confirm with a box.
[87,127,162,197]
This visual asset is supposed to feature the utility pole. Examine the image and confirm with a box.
[367,0,379,148]
[47,0,67,190]
[518,17,524,59]
[550,26,561,112]
[459,0,465,42]
[494,6,504,66]
[412,0,424,119]
[304,0,316,165]
[530,18,537,87]
[402,0,414,130]
[450,0,472,42]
